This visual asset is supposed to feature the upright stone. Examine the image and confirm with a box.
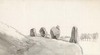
[39,27,48,37]
[69,26,78,43]
[30,28,37,37]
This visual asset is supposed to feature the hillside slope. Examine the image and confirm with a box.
[26,37,83,55]
[0,22,83,55]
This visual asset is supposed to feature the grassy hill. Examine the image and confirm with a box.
[0,22,83,55]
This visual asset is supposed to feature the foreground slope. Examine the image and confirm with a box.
[27,37,83,55]
[0,22,83,55]
[0,22,34,55]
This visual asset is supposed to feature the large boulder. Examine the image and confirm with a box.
[50,25,60,39]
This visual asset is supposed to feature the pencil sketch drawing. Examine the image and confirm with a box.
[0,0,100,55]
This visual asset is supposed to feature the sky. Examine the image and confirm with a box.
[0,0,100,36]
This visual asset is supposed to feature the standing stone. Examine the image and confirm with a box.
[30,28,37,37]
[39,27,48,37]
[50,25,60,39]
[69,26,78,43]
